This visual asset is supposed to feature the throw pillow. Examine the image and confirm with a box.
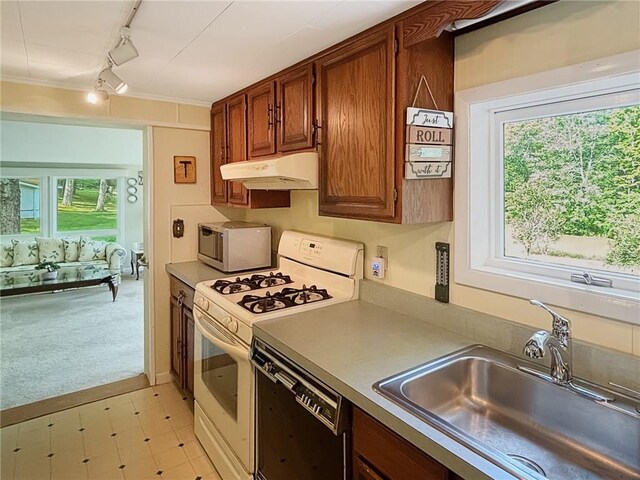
[11,239,39,266]
[0,243,14,267]
[62,237,80,262]
[78,236,107,262]
[36,237,64,263]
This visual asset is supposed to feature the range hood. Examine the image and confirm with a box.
[220,152,318,190]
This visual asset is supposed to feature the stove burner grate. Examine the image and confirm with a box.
[212,272,293,295]
[237,285,332,314]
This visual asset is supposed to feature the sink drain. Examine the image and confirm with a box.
[507,454,547,478]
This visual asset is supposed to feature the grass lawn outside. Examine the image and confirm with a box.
[57,186,117,231]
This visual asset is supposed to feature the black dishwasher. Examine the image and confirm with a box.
[251,338,349,480]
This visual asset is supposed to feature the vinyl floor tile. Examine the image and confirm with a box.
[0,383,215,480]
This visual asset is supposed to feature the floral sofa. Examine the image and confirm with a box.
[0,236,126,287]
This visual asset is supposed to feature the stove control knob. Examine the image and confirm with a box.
[228,319,238,333]
[199,298,209,310]
[313,405,323,415]
[264,362,276,374]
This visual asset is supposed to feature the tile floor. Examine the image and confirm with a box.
[0,382,221,480]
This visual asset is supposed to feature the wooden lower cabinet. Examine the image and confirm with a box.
[169,276,195,401]
[352,406,463,480]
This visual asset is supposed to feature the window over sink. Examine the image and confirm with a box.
[455,52,640,323]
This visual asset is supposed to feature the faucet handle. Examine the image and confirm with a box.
[523,335,546,358]
[530,300,571,349]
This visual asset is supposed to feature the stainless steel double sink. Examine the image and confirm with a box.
[374,345,640,480]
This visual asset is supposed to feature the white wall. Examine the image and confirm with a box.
[0,119,143,167]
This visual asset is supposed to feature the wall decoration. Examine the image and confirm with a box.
[127,194,138,203]
[173,156,196,184]
[127,177,137,187]
[404,75,454,180]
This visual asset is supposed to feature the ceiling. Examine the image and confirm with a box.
[0,0,423,105]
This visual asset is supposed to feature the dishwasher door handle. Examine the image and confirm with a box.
[274,371,298,391]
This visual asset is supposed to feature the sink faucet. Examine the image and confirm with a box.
[523,300,572,384]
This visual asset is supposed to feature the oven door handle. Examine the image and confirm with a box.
[194,314,249,361]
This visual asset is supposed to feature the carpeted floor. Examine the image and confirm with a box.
[0,275,144,410]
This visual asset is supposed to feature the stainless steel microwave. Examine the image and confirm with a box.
[197,222,272,272]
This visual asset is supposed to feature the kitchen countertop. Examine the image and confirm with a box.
[165,261,228,289]
[253,300,518,480]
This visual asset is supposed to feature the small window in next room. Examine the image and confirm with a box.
[0,178,42,236]
[455,52,640,323]
[55,178,119,242]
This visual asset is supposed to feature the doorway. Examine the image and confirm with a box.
[0,114,153,423]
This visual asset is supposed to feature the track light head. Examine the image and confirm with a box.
[87,89,109,104]
[99,67,128,94]
[108,36,139,66]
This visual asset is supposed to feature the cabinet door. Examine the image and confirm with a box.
[226,94,249,206]
[277,64,314,152]
[352,407,449,480]
[247,81,276,158]
[211,103,227,205]
[316,26,396,221]
[169,295,183,384]
[354,456,387,480]
[184,307,195,398]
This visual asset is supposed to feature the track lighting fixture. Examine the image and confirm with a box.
[86,79,109,104]
[88,0,142,102]
[108,28,139,66]
[99,67,128,94]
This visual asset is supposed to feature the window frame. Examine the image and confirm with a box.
[454,51,640,324]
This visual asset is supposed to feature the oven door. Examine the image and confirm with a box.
[194,307,253,472]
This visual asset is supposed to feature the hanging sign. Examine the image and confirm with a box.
[406,107,453,128]
[404,75,454,180]
[406,126,452,145]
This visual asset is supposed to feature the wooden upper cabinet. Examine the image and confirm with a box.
[247,81,276,158]
[276,64,314,152]
[315,26,396,221]
[226,93,249,206]
[210,103,227,205]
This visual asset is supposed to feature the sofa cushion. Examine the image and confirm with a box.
[61,237,80,262]
[11,240,39,266]
[78,236,107,262]
[36,237,65,263]
[0,243,14,267]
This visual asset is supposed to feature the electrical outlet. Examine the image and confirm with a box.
[372,256,386,279]
[372,245,388,279]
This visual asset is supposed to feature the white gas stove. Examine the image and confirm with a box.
[192,230,363,480]
[194,230,364,344]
